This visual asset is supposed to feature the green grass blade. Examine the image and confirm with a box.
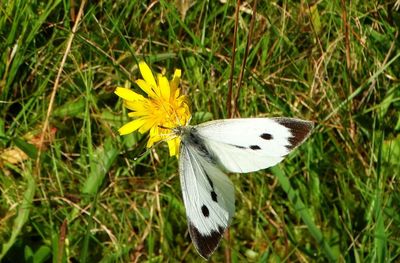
[81,137,119,195]
[0,168,36,259]
[271,166,337,262]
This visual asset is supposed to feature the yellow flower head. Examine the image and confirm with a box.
[115,61,191,156]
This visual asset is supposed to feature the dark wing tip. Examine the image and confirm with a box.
[188,222,225,260]
[273,118,314,150]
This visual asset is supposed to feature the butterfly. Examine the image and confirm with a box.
[174,117,313,259]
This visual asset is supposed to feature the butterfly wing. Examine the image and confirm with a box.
[193,117,313,173]
[177,117,312,258]
[179,140,235,260]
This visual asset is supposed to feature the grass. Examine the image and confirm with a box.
[1,0,400,262]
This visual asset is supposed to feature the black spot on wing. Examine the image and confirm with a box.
[205,171,218,202]
[274,118,313,150]
[211,191,218,202]
[201,205,209,217]
[260,133,273,140]
[188,222,225,260]
[250,145,261,150]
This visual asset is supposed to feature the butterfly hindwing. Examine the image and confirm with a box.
[192,117,313,173]
[179,140,235,260]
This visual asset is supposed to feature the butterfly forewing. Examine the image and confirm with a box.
[193,118,313,173]
[179,139,235,259]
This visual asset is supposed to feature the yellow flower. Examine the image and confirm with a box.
[115,61,191,156]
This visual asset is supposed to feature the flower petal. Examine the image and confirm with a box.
[124,100,147,112]
[167,138,180,156]
[158,74,170,100]
[147,127,162,147]
[146,136,156,148]
[118,119,146,135]
[139,61,157,90]
[174,88,180,99]
[115,87,144,101]
[136,79,156,98]
[138,118,157,133]
[128,111,147,117]
[170,69,181,97]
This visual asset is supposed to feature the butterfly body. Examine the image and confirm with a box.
[176,118,313,259]
[176,126,217,164]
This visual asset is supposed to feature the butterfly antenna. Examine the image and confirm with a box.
[158,125,172,130]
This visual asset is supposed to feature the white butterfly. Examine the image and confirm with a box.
[174,117,313,259]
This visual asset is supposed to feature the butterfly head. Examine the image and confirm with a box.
[172,125,192,138]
